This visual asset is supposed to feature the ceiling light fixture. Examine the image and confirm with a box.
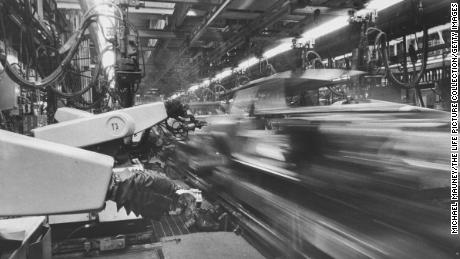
[263,42,292,59]
[188,84,200,92]
[215,69,233,80]
[187,0,404,92]
[362,0,404,13]
[237,57,259,71]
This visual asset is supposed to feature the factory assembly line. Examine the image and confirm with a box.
[0,0,459,258]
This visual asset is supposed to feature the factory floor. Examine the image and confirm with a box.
[52,162,265,259]
[53,243,163,259]
[53,232,264,259]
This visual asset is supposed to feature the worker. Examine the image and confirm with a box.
[106,167,196,221]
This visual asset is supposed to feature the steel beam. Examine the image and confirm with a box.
[149,3,192,62]
[57,0,196,16]
[190,0,233,43]
[138,29,187,39]
[169,3,191,28]
[206,0,290,64]
[145,0,234,92]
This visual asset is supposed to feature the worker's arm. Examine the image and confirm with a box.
[106,168,196,220]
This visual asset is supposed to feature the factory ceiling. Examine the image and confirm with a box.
[56,0,369,95]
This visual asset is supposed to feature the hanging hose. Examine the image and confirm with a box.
[305,50,324,69]
[33,42,106,99]
[367,27,428,107]
[0,1,145,112]
[0,9,121,90]
[214,84,226,100]
[50,47,111,99]
[51,71,99,99]
[2,12,89,88]
[69,92,107,110]
[66,86,109,110]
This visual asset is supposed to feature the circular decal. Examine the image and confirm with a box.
[107,116,127,136]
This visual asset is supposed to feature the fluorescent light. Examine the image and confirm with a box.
[363,0,403,12]
[188,84,200,92]
[301,16,349,40]
[237,57,259,70]
[187,0,404,91]
[299,0,403,41]
[187,78,211,92]
[263,42,292,59]
[203,79,211,85]
[143,2,175,9]
[187,10,199,16]
[128,7,174,15]
[334,52,352,60]
[215,69,233,80]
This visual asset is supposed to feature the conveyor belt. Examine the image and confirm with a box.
[151,214,191,241]
[171,156,458,258]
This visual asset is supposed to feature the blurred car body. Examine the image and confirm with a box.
[176,69,458,258]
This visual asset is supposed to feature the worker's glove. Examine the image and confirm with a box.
[169,191,197,220]
[164,99,189,119]
[106,168,196,221]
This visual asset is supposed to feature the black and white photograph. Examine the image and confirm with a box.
[0,0,459,258]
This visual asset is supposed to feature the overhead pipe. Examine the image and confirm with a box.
[201,0,291,71]
[314,0,450,58]
[147,0,234,91]
[78,0,114,55]
[189,0,233,44]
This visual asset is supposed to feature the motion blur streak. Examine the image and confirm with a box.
[175,100,459,258]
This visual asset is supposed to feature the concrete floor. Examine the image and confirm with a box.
[53,232,265,259]
[161,232,264,259]
[53,244,163,259]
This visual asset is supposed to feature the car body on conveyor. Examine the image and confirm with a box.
[175,69,459,258]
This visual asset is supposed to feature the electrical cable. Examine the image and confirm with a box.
[214,84,226,98]
[69,94,106,110]
[50,48,107,99]
[367,26,429,107]
[52,223,97,253]
[305,50,324,69]
[367,27,428,90]
[1,11,82,88]
[66,86,109,110]
[0,1,142,110]
[0,10,121,90]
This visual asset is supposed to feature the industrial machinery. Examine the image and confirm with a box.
[0,102,197,217]
[169,70,459,258]
[0,0,145,124]
[0,101,218,258]
[0,99,265,259]
[0,0,457,258]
